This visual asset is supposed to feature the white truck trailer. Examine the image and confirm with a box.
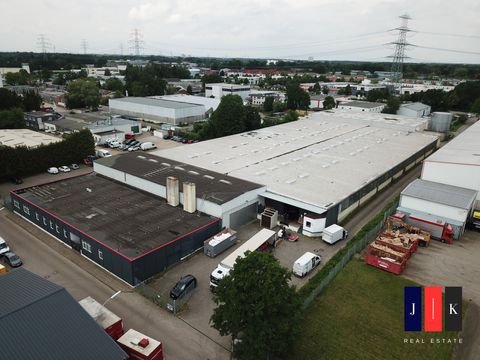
[322,224,348,245]
[209,228,276,290]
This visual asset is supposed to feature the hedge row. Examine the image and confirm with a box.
[0,129,95,179]
[297,196,399,302]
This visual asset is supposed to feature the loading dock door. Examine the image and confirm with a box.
[229,203,258,230]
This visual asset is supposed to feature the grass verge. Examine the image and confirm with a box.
[292,259,459,360]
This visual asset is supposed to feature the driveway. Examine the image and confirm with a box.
[402,230,480,360]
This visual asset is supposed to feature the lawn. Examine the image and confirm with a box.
[292,259,458,360]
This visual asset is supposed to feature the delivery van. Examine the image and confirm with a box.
[293,252,321,277]
[140,142,157,151]
[0,236,10,256]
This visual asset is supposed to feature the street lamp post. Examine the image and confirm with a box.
[102,290,122,307]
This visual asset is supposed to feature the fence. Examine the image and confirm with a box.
[301,201,398,309]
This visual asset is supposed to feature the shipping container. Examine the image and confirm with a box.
[204,228,237,257]
[116,329,163,360]
[79,296,124,340]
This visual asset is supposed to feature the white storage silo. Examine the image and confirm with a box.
[166,176,180,206]
[183,182,196,213]
[430,112,453,132]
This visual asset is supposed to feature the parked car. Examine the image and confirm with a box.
[58,166,71,173]
[70,163,80,170]
[0,236,10,256]
[2,251,22,268]
[108,140,121,148]
[128,145,140,152]
[47,167,59,174]
[140,142,157,151]
[124,139,136,145]
[10,176,23,184]
[293,252,321,277]
[170,275,197,300]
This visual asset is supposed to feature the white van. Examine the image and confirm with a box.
[0,236,10,256]
[293,252,321,277]
[140,142,157,151]
[96,149,112,158]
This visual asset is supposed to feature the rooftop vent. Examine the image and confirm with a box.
[298,173,309,178]
[203,174,215,180]
[161,162,171,167]
[219,179,232,185]
[322,164,330,168]
[174,166,185,171]
[255,171,266,176]
[188,170,199,175]
[148,159,158,163]
[285,179,296,184]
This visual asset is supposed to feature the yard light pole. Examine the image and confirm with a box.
[102,290,122,306]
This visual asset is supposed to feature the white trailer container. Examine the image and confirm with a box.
[293,252,321,277]
[209,228,276,290]
[322,224,348,245]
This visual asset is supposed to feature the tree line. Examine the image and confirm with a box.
[0,129,95,180]
[0,88,43,129]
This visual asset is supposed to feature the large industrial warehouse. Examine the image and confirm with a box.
[155,111,438,230]
[109,97,208,125]
[421,119,480,209]
[11,175,222,286]
[94,152,265,229]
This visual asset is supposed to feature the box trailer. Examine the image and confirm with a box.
[209,228,276,290]
[322,224,348,245]
[204,228,237,258]
[116,329,164,360]
[406,214,454,244]
[292,252,321,277]
[79,296,124,340]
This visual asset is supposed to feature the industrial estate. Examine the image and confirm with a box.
[1,7,480,360]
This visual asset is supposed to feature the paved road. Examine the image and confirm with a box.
[0,208,230,360]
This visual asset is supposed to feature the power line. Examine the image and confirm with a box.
[413,45,480,56]
[37,34,50,53]
[390,14,412,92]
[81,39,88,55]
[129,28,145,56]
[414,31,480,40]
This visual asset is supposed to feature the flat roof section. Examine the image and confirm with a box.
[425,119,480,166]
[340,100,384,109]
[0,129,62,148]
[96,152,263,204]
[110,97,202,109]
[155,114,437,210]
[401,179,477,210]
[17,174,217,259]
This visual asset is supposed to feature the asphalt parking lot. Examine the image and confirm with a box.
[144,219,350,346]
[402,230,480,360]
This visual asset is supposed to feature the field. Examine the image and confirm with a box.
[292,259,458,360]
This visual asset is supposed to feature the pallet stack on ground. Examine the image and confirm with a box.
[365,226,427,275]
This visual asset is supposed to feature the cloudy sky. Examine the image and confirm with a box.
[1,0,479,63]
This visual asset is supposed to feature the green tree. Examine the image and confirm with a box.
[0,108,24,129]
[382,96,401,114]
[286,82,310,110]
[471,97,480,116]
[5,70,30,85]
[211,251,301,360]
[313,82,321,94]
[321,86,329,95]
[0,88,22,110]
[344,84,352,96]
[22,90,42,111]
[263,96,274,112]
[186,85,193,95]
[244,106,261,131]
[448,81,480,111]
[273,101,287,113]
[367,88,389,102]
[209,95,246,137]
[323,96,335,110]
[104,78,124,92]
[283,109,299,122]
[104,68,111,76]
[66,78,101,110]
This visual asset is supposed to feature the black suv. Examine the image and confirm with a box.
[170,275,197,300]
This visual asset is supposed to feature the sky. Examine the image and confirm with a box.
[0,0,479,64]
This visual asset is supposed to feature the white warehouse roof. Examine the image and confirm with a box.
[155,113,437,213]
[0,129,62,148]
[424,119,480,166]
[109,97,201,109]
[150,95,220,111]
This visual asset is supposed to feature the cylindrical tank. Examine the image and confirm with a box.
[183,182,196,213]
[166,176,179,206]
[430,112,452,132]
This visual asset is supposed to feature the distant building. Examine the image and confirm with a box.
[397,102,431,118]
[152,94,220,114]
[0,129,62,148]
[247,90,285,106]
[24,111,58,130]
[205,83,251,100]
[109,97,208,125]
[337,100,385,113]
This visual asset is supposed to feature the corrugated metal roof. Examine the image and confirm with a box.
[110,97,201,109]
[0,269,128,360]
[401,179,477,210]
